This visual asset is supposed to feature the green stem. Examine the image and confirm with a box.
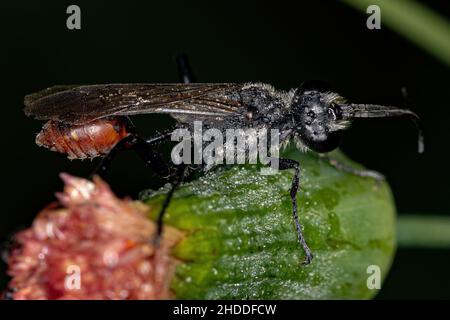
[397,215,450,248]
[343,0,450,67]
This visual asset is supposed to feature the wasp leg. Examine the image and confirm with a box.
[154,165,188,243]
[318,153,385,182]
[279,158,313,265]
[92,131,172,178]
[92,131,182,245]
[176,53,195,84]
[153,54,195,242]
[150,54,197,244]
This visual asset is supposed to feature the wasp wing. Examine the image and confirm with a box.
[24,83,244,124]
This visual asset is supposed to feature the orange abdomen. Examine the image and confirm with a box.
[36,117,130,159]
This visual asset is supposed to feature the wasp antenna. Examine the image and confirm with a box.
[340,104,425,154]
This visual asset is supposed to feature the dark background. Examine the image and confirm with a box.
[0,0,448,298]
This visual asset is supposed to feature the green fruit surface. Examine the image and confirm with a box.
[143,149,396,299]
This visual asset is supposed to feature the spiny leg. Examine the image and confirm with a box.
[154,164,187,244]
[318,153,385,182]
[91,125,187,247]
[93,55,196,244]
[91,130,177,245]
[153,54,196,242]
[91,132,172,178]
[279,158,313,265]
[91,114,171,177]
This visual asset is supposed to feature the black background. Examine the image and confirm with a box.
[0,0,449,298]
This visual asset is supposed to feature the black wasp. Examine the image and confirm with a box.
[24,56,424,264]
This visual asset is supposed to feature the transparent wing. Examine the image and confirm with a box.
[24,83,244,124]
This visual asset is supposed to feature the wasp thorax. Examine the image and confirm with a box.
[292,89,344,153]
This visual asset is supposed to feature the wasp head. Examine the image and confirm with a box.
[291,86,350,153]
[291,83,424,154]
